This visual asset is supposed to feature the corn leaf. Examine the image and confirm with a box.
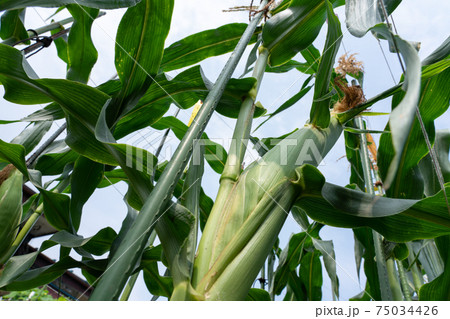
[296,180,450,242]
[262,0,342,67]
[0,138,28,177]
[345,0,402,37]
[10,121,52,155]
[110,0,173,121]
[420,130,450,196]
[69,156,104,231]
[114,66,264,139]
[35,149,77,175]
[161,23,261,72]
[40,190,71,231]
[299,250,322,300]
[0,9,28,43]
[378,67,450,198]
[246,288,271,301]
[353,228,382,300]
[419,235,450,300]
[0,228,117,290]
[66,5,99,83]
[309,0,342,128]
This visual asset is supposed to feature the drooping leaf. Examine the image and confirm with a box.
[296,180,450,242]
[2,256,107,292]
[69,156,104,231]
[0,44,119,165]
[142,260,173,298]
[40,189,71,231]
[0,138,28,177]
[371,25,421,189]
[422,35,450,66]
[114,66,263,139]
[273,232,309,295]
[66,5,99,83]
[35,148,77,175]
[345,0,402,37]
[0,0,141,10]
[0,9,28,43]
[345,0,422,188]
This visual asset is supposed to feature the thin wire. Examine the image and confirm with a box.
[377,40,396,83]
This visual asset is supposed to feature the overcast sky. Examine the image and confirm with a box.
[1,0,449,301]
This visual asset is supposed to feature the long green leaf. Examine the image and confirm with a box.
[309,0,342,128]
[66,5,98,83]
[111,0,173,122]
[296,180,450,242]
[161,23,261,72]
[299,250,322,300]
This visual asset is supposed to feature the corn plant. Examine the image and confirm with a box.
[0,0,449,301]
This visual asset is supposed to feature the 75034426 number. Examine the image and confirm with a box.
[376,306,438,316]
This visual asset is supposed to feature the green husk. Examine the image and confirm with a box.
[194,115,343,300]
[0,165,23,264]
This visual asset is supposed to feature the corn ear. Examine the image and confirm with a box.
[193,115,343,299]
[0,165,23,264]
